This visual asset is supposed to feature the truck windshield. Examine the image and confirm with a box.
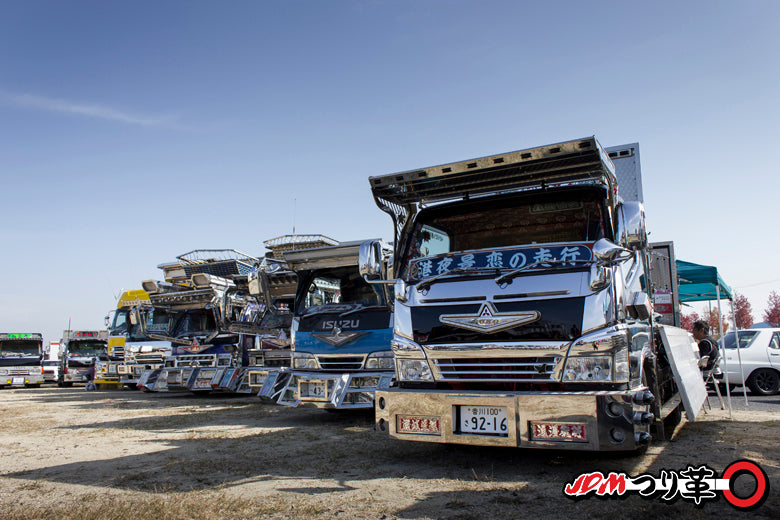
[0,341,41,356]
[172,310,217,338]
[136,308,171,340]
[299,266,386,316]
[68,341,106,357]
[403,189,607,277]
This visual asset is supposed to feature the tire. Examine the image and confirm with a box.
[124,383,138,390]
[63,382,74,388]
[746,368,780,396]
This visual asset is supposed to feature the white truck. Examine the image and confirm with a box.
[0,333,44,388]
[58,330,109,386]
[362,137,706,451]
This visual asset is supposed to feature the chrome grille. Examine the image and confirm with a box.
[133,353,166,364]
[433,356,561,382]
[315,355,365,371]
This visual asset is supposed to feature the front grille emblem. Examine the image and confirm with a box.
[439,302,540,334]
[312,329,369,347]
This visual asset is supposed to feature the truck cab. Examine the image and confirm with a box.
[137,250,255,393]
[111,300,173,388]
[0,333,44,388]
[363,137,705,451]
[267,240,395,409]
[59,330,109,386]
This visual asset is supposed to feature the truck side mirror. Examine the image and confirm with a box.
[616,201,647,250]
[104,315,110,327]
[359,240,383,281]
[593,238,632,264]
[248,264,264,296]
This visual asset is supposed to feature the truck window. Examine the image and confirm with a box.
[300,266,386,316]
[110,311,129,335]
[67,341,106,357]
[405,190,607,267]
[173,310,217,338]
[0,340,40,356]
[411,225,451,258]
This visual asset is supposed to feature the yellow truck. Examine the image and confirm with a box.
[105,289,172,389]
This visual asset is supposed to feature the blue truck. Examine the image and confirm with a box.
[260,240,395,409]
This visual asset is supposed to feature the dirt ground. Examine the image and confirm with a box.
[0,386,777,520]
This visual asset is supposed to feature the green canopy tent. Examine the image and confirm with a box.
[676,260,733,303]
[675,259,746,411]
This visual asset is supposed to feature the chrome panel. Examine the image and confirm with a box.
[375,388,645,451]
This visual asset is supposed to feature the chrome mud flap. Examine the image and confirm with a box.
[137,369,160,391]
[256,369,292,403]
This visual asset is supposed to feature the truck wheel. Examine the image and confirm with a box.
[63,382,73,388]
[747,368,780,396]
[24,384,41,389]
[124,383,138,390]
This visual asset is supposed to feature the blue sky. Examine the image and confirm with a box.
[1,1,779,344]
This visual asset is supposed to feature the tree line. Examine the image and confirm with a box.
[681,290,780,337]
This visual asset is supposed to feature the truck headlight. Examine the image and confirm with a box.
[293,352,318,370]
[0,369,6,376]
[563,356,613,382]
[564,327,631,383]
[365,351,394,370]
[398,359,433,381]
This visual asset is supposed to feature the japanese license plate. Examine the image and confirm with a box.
[12,377,24,385]
[458,406,509,435]
[299,380,328,400]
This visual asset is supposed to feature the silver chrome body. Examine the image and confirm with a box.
[367,137,704,451]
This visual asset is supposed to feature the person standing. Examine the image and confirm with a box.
[692,320,720,371]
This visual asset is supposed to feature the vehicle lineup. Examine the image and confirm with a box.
[4,136,776,453]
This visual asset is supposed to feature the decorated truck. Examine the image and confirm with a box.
[0,333,44,388]
[362,137,706,451]
[59,330,109,386]
[221,257,297,396]
[105,290,173,389]
[137,250,260,393]
[259,240,394,409]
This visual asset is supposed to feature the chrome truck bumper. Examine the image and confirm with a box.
[150,367,197,392]
[119,363,163,385]
[207,367,253,394]
[374,388,654,451]
[1,372,43,387]
[277,371,395,409]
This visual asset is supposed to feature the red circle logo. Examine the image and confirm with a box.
[722,460,769,510]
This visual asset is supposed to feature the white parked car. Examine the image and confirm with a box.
[42,360,60,383]
[717,328,780,395]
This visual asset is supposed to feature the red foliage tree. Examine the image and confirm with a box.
[680,311,700,332]
[763,291,780,327]
[703,308,728,338]
[732,293,754,329]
